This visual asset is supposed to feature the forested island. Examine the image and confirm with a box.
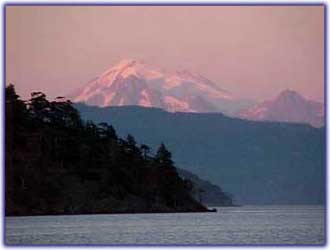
[5,84,230,216]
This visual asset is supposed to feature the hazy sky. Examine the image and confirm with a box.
[6,5,324,101]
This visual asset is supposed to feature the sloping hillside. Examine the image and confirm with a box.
[76,103,325,205]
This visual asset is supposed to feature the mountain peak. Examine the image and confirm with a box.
[277,89,304,100]
[115,58,145,69]
[98,58,152,84]
[69,59,235,113]
[273,89,307,107]
[238,90,324,127]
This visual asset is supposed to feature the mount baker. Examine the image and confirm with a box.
[69,59,250,114]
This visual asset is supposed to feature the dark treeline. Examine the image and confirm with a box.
[5,84,208,216]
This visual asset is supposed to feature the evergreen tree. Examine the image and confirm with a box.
[28,91,51,123]
[155,143,173,167]
[6,84,30,126]
[140,144,150,160]
[126,134,141,156]
[98,122,118,141]
[126,134,136,147]
[50,97,82,129]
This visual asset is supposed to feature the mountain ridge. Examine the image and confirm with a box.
[238,89,324,127]
[75,103,325,205]
[69,59,324,127]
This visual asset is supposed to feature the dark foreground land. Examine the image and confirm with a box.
[6,85,230,216]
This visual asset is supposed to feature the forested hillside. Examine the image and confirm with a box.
[177,168,234,206]
[5,84,213,216]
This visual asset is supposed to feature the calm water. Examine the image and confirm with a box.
[5,205,325,245]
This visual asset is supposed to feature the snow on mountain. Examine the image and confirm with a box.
[69,59,237,113]
[238,89,324,127]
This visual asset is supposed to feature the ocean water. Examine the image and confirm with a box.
[5,205,325,245]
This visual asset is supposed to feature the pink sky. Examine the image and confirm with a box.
[6,5,324,102]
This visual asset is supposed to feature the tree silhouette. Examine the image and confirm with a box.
[98,122,117,141]
[28,91,51,123]
[50,98,82,129]
[140,144,150,160]
[155,143,173,167]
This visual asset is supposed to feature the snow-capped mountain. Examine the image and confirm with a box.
[69,59,248,114]
[238,90,324,127]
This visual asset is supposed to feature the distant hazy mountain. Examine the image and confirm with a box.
[177,168,234,206]
[238,90,324,127]
[75,103,325,205]
[69,59,253,114]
